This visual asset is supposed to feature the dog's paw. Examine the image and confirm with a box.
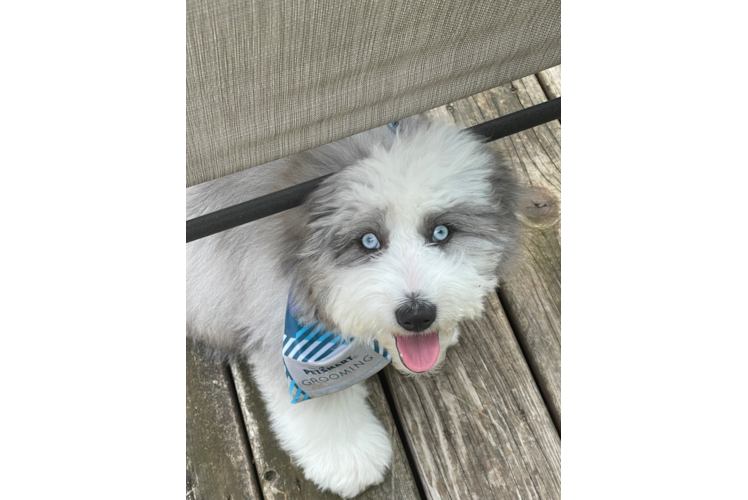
[298,418,392,498]
[269,384,393,498]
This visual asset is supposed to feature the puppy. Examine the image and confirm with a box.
[186,116,523,498]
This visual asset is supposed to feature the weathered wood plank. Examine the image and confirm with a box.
[536,65,561,100]
[187,339,262,500]
[425,75,562,431]
[231,361,422,500]
[383,293,560,500]
[487,77,561,431]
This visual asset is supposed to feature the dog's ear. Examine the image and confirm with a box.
[481,148,560,276]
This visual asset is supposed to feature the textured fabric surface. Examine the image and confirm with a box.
[187,0,560,186]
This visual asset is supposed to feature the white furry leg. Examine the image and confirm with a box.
[264,381,392,498]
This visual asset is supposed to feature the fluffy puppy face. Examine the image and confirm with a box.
[284,121,521,375]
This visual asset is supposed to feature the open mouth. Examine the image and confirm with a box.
[394,331,440,373]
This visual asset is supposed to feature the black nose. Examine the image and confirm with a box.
[395,301,437,332]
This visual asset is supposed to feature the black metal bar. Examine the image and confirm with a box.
[469,97,560,142]
[187,97,560,243]
[186,174,335,242]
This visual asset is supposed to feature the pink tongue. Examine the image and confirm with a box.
[395,332,440,373]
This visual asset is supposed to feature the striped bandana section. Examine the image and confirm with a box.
[283,301,392,404]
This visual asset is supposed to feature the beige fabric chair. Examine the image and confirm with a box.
[187,0,560,187]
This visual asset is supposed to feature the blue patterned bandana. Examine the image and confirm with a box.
[283,300,392,404]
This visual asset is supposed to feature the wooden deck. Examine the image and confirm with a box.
[187,65,561,500]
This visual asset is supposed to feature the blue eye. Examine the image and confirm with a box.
[432,225,449,242]
[361,233,380,250]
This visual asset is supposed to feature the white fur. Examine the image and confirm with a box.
[187,118,521,498]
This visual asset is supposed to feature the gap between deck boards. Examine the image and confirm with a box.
[225,361,265,494]
[496,289,567,439]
